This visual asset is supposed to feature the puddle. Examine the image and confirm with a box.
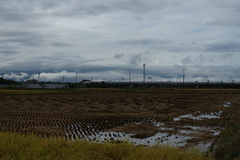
[223,102,231,107]
[159,127,174,131]
[134,120,164,127]
[65,124,222,151]
[64,117,223,151]
[153,121,164,127]
[196,142,212,151]
[177,125,222,137]
[173,111,222,121]
[87,131,191,147]
[179,130,199,134]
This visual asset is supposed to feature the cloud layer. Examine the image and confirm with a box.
[1,0,240,82]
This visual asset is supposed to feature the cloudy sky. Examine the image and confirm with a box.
[1,0,240,82]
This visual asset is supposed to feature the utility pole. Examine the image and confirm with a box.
[38,72,40,82]
[76,73,78,83]
[174,65,185,86]
[129,69,131,83]
[143,64,146,82]
[183,68,185,85]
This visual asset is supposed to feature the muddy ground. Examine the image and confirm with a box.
[0,89,239,149]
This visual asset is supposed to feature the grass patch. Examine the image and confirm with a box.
[213,111,240,160]
[0,132,213,160]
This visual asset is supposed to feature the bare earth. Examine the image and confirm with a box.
[0,89,239,149]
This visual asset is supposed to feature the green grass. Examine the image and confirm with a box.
[0,132,213,160]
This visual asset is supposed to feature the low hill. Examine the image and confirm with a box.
[0,78,21,85]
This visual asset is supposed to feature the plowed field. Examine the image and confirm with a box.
[0,89,239,149]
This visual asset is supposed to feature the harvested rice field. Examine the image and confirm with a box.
[0,89,239,150]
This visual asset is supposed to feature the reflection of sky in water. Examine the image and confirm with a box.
[180,125,222,136]
[173,111,222,121]
[64,114,223,151]
[88,131,191,147]
[223,102,231,107]
[66,125,221,151]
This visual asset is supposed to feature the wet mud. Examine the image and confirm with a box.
[0,89,239,150]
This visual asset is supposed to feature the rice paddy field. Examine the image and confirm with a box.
[0,88,240,159]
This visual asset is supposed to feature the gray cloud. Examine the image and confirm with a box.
[0,1,45,22]
[181,54,205,66]
[181,56,193,65]
[117,38,240,54]
[0,10,31,22]
[204,40,240,52]
[1,0,240,82]
[118,38,171,46]
[222,53,234,59]
[0,49,19,55]
[203,1,240,27]
[128,54,143,66]
[4,64,240,83]
[127,51,154,66]
[0,37,44,46]
[52,0,170,17]
[0,30,45,46]
[114,53,125,59]
[50,42,72,47]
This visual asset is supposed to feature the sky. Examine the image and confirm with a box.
[1,0,240,82]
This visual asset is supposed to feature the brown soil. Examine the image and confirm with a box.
[0,89,239,148]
